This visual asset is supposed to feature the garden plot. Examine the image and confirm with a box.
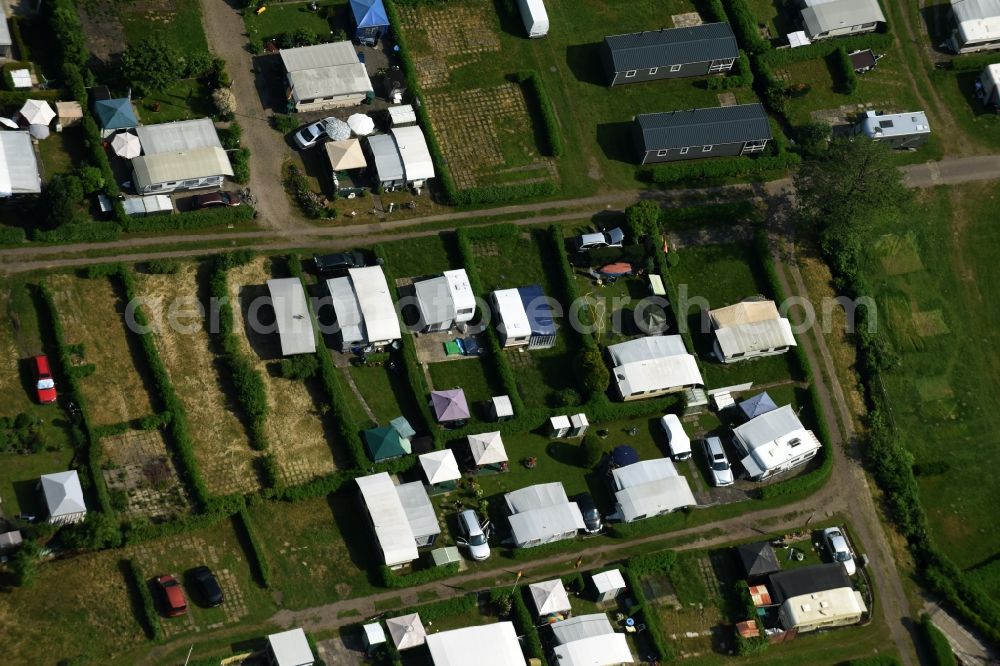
[227,257,337,487]
[101,428,190,520]
[47,273,156,426]
[129,520,272,638]
[0,281,58,417]
[0,549,145,663]
[135,264,261,496]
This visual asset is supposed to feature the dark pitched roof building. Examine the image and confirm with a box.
[768,563,851,604]
[602,23,739,86]
[632,103,773,164]
[736,541,782,579]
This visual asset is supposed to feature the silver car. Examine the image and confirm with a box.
[822,527,857,575]
[703,436,734,487]
[456,509,491,561]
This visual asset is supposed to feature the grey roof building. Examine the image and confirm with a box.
[0,131,41,196]
[131,118,233,194]
[366,133,405,189]
[632,103,773,164]
[799,0,886,40]
[602,23,739,86]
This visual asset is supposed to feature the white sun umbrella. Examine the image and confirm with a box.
[323,117,351,141]
[28,123,50,140]
[0,117,18,129]
[347,113,375,136]
[110,131,141,159]
[19,99,55,126]
[386,613,426,650]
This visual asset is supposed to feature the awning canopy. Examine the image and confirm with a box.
[508,503,584,547]
[19,98,55,126]
[356,472,418,566]
[419,449,461,484]
[40,470,86,518]
[552,633,634,666]
[426,623,524,666]
[432,388,470,422]
[386,613,426,650]
[348,266,401,344]
[390,416,416,440]
[93,98,138,130]
[266,278,317,356]
[468,431,507,466]
[528,579,572,616]
[364,426,410,461]
[325,138,368,171]
[551,614,615,644]
[267,628,314,666]
[591,569,627,595]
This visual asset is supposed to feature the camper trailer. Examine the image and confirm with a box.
[854,110,931,149]
[516,0,549,38]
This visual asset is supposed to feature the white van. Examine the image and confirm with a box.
[660,414,691,461]
[516,0,549,38]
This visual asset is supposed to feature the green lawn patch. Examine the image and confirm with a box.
[377,234,459,278]
[0,449,75,516]
[37,125,87,182]
[349,363,424,426]
[134,78,216,125]
[118,0,209,54]
[244,0,346,50]
[428,357,503,414]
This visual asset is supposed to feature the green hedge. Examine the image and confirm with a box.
[121,501,244,544]
[451,180,558,207]
[948,52,1000,71]
[118,267,212,511]
[209,252,270,452]
[123,204,254,233]
[378,562,459,588]
[705,51,754,90]
[264,470,354,502]
[721,0,770,54]
[546,225,596,349]
[513,588,546,662]
[833,47,859,94]
[33,222,121,243]
[919,614,957,666]
[620,565,674,661]
[515,70,562,157]
[124,558,164,641]
[386,592,478,622]
[236,508,272,589]
[0,226,26,244]
[9,17,30,61]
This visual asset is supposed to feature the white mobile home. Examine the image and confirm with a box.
[779,587,868,632]
[708,300,796,363]
[426,622,525,666]
[492,288,532,348]
[0,131,41,196]
[390,125,434,189]
[608,459,696,522]
[326,276,366,351]
[281,42,374,111]
[267,278,317,356]
[356,472,439,567]
[978,63,1000,106]
[132,118,233,194]
[854,110,931,149]
[413,269,476,332]
[799,0,885,40]
[366,133,406,190]
[732,404,822,480]
[949,0,1000,53]
[516,0,549,38]
[551,614,634,666]
[607,335,703,401]
[505,482,584,548]
[348,266,401,347]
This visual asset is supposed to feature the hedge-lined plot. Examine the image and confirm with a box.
[226,257,338,486]
[134,263,261,496]
[101,428,190,520]
[47,273,156,425]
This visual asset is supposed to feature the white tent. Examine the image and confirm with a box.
[356,473,418,567]
[325,138,368,171]
[613,355,703,398]
[552,634,634,666]
[391,125,434,185]
[591,569,627,603]
[508,503,585,548]
[492,395,514,420]
[362,622,386,651]
[419,449,461,485]
[551,614,616,644]
[19,99,54,126]
[468,431,508,466]
[386,613,427,650]
[111,132,141,159]
[267,278,317,356]
[348,266,401,345]
[611,460,696,523]
[267,628,314,666]
[425,622,525,666]
[528,579,572,616]
[348,113,376,136]
[40,470,87,525]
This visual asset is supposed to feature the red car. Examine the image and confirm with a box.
[156,575,188,617]
[33,355,57,404]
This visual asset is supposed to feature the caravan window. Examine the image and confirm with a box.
[648,68,658,75]
[625,70,637,78]
[670,64,682,72]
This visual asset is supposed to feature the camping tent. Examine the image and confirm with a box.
[40,470,87,525]
[93,98,138,130]
[552,634,634,666]
[19,99,55,126]
[736,541,781,579]
[325,138,368,171]
[491,395,514,421]
[739,392,778,420]
[419,449,461,486]
[364,426,410,462]
[390,416,416,440]
[468,431,508,467]
[386,613,426,650]
[431,389,470,424]
[528,579,572,616]
[425,623,524,666]
[350,0,389,43]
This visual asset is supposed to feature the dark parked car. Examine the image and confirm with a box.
[314,251,366,276]
[156,574,188,617]
[574,492,603,534]
[187,191,240,210]
[191,566,224,606]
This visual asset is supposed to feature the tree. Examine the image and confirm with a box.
[575,348,610,394]
[11,539,40,587]
[212,87,237,119]
[581,433,608,468]
[61,512,123,551]
[120,33,181,95]
[76,165,105,194]
[624,199,660,239]
[793,138,911,276]
[794,122,831,159]
[41,173,86,229]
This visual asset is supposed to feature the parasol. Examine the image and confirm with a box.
[111,132,141,159]
[347,113,375,136]
[19,99,55,126]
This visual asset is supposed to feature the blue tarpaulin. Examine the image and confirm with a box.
[517,284,557,349]
[350,0,389,43]
[94,98,138,130]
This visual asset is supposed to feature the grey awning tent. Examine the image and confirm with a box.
[739,392,778,420]
[736,541,781,578]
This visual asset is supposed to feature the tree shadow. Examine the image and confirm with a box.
[237,283,282,361]
[596,122,636,164]
[545,441,581,467]
[919,3,954,48]
[118,560,159,639]
[12,480,42,517]
[491,0,525,38]
[565,43,606,85]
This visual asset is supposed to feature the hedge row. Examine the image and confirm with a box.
[512,587,546,662]
[919,613,958,666]
[705,51,754,90]
[647,151,800,186]
[515,70,563,157]
[235,508,272,589]
[118,267,214,511]
[620,565,674,661]
[124,559,164,641]
[33,221,121,243]
[386,591,478,621]
[209,252,270,452]
[546,225,596,349]
[378,562,459,588]
[833,47,859,94]
[948,52,999,71]
[0,226,26,244]
[122,204,255,233]
[37,282,114,515]
[721,0,770,54]
[264,470,355,502]
[451,180,558,207]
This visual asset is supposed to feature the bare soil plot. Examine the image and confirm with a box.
[47,273,156,426]
[102,428,190,521]
[227,258,337,486]
[135,263,261,495]
[0,549,144,663]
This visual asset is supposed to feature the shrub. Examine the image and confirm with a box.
[285,164,325,218]
[648,152,800,185]
[219,121,243,150]
[378,562,459,588]
[833,47,859,94]
[512,589,544,661]
[549,387,581,407]
[272,114,299,134]
[624,200,660,241]
[721,0,770,54]
[124,559,164,640]
[581,432,608,468]
[236,508,272,588]
[280,354,319,380]
[230,147,251,184]
[575,347,609,395]
[123,204,254,233]
[146,259,181,274]
[514,70,562,157]
[0,226,25,244]
[60,511,123,550]
[33,222,120,243]
[11,539,40,587]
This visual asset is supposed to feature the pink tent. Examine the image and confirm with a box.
[431,389,469,423]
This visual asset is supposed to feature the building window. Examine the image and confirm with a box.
[680,147,689,155]
[669,64,682,72]
[702,145,713,152]
[648,67,658,75]
[656,149,668,157]
[625,70,637,78]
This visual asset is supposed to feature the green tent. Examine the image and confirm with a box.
[364,426,410,462]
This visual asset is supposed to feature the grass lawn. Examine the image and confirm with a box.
[867,184,1000,569]
[118,0,209,53]
[742,0,796,42]
[248,494,378,608]
[428,357,503,414]
[380,234,460,279]
[396,0,761,198]
[37,126,87,183]
[244,0,347,44]
[349,362,424,426]
[134,78,217,125]
[930,68,1000,153]
[0,449,75,516]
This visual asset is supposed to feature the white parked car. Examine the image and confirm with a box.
[456,509,491,561]
[822,526,857,575]
[572,227,624,252]
[703,436,734,487]
[293,117,339,149]
[660,413,691,461]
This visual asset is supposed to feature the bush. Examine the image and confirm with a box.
[549,387,581,407]
[948,52,1000,71]
[648,151,800,185]
[722,0,770,54]
[60,511,123,550]
[378,562,459,588]
[705,51,754,89]
[285,163,325,218]
[581,432,608,468]
[833,47,859,94]
[575,347,610,395]
[235,508,271,588]
[920,614,957,666]
[272,114,299,134]
[230,147,251,184]
[512,589,545,661]
[33,222,120,243]
[124,204,254,233]
[514,70,562,157]
[11,539,40,587]
[124,559,164,640]
[0,226,26,244]
[219,121,243,150]
[280,354,319,380]
[146,258,181,274]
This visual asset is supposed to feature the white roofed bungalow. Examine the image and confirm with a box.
[468,431,508,469]
[708,300,796,363]
[413,269,475,332]
[492,288,531,348]
[799,0,885,40]
[267,278,317,356]
[528,578,572,617]
[426,622,525,666]
[391,125,434,189]
[608,459,696,523]
[280,42,374,111]
[505,482,585,548]
[950,0,1000,53]
[132,118,234,194]
[348,266,401,347]
[606,335,703,401]
[732,404,822,480]
[356,472,440,567]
